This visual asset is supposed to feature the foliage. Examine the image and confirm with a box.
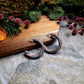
[41,0,56,5]
[0,20,21,38]
[0,0,65,21]
[57,0,84,16]
[0,0,41,16]
[23,10,30,20]
[48,6,64,20]
[38,3,50,15]
[1,0,84,18]
[23,10,41,23]
[29,11,41,23]
[36,1,64,20]
[57,0,84,6]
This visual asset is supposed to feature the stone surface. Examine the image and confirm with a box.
[62,29,84,57]
[60,21,84,57]
[0,53,28,84]
[9,57,84,84]
[0,21,84,84]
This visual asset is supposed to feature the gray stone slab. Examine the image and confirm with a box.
[0,21,84,84]
[9,56,84,84]
[62,28,84,57]
[0,53,28,84]
[60,21,84,57]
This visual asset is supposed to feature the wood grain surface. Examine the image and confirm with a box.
[0,15,59,57]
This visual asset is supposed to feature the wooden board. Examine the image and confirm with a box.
[0,15,59,57]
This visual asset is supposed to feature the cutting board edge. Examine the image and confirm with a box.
[0,30,59,58]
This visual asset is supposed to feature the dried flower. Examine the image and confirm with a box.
[24,20,30,26]
[50,1,54,4]
[80,17,84,21]
[15,18,22,24]
[0,13,4,20]
[9,16,15,21]
[24,20,30,28]
[75,17,79,21]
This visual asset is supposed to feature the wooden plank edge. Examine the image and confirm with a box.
[0,30,59,58]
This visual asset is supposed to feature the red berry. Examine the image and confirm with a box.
[81,28,84,33]
[69,25,74,30]
[80,17,84,21]
[9,16,15,21]
[0,13,4,20]
[74,23,77,27]
[63,15,68,20]
[71,15,75,19]
[24,20,30,25]
[58,16,62,21]
[75,17,79,21]
[72,29,78,35]
[15,18,22,24]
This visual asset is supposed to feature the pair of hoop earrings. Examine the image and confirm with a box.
[24,33,62,59]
